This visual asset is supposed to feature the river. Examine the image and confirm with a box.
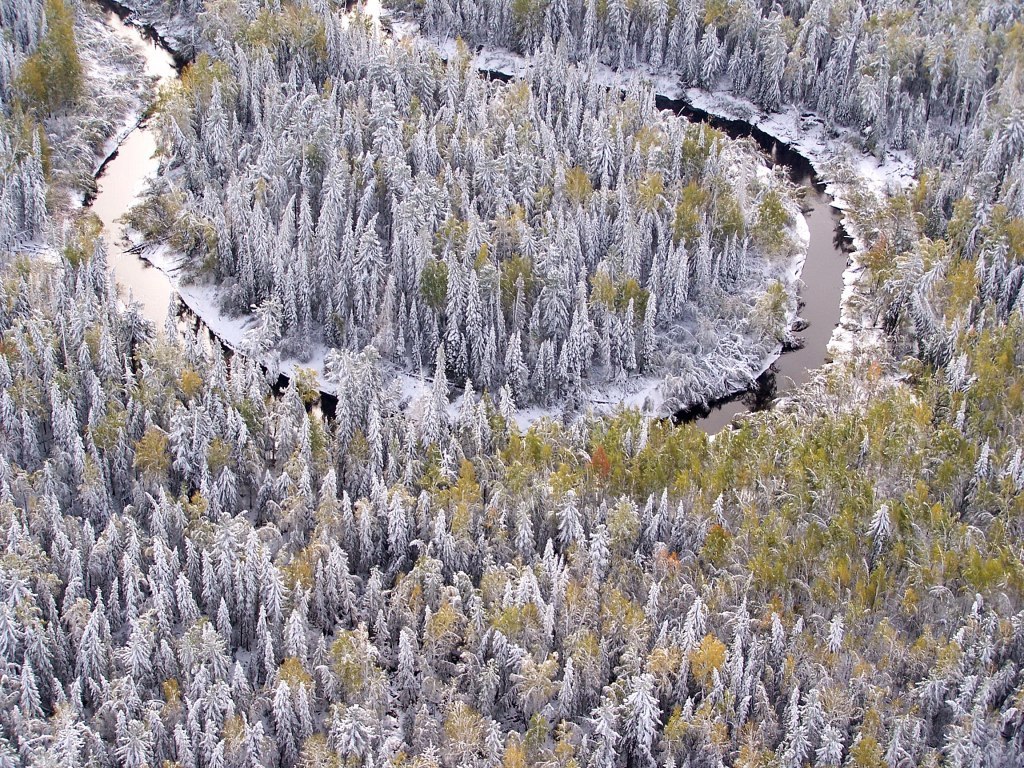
[90,6,178,327]
[90,8,851,434]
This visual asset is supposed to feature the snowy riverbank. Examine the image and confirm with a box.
[127,118,811,428]
[44,2,155,207]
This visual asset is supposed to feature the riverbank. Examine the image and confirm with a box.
[93,0,197,63]
[26,1,154,211]
[118,40,812,431]
[87,7,178,324]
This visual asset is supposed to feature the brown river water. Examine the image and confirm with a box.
[90,7,178,326]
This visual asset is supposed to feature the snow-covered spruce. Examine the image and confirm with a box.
[99,0,202,59]
[1,0,157,250]
[0,233,1023,768]
[382,0,1024,402]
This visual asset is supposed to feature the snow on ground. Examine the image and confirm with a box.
[140,239,638,427]
[825,217,888,360]
[85,7,177,180]
[139,242,445,415]
[388,12,916,196]
[681,89,916,195]
[102,0,198,60]
[387,16,902,409]
[140,244,343,398]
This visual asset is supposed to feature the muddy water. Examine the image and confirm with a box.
[89,8,177,326]
[679,179,850,433]
[93,7,852,432]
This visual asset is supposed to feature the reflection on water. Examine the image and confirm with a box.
[687,182,849,433]
[89,10,177,326]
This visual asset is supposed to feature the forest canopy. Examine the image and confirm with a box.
[129,7,808,416]
[0,0,1023,766]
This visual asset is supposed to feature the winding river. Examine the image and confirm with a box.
[90,7,851,434]
[661,100,853,432]
[91,5,178,326]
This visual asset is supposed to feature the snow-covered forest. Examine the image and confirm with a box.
[2,0,1024,766]
[1,0,157,213]
[1,242,1024,766]
[395,0,1024,166]
[128,11,805,413]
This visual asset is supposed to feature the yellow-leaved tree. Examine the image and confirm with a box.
[16,0,83,115]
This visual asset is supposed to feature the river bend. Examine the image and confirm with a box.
[89,7,851,433]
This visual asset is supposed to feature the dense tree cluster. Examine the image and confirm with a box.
[837,15,1024,368]
[2,1,1024,767]
[13,0,84,115]
[1,0,159,217]
[393,0,1024,163]
[0,117,48,249]
[134,5,803,412]
[0,0,50,248]
[0,0,46,113]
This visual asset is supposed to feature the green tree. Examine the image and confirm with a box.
[16,0,83,115]
[134,427,171,480]
[565,166,594,206]
[751,280,789,343]
[754,189,790,254]
[673,181,709,243]
[420,259,449,312]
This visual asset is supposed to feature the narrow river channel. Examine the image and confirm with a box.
[90,7,178,326]
[90,6,851,433]
[660,98,853,432]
